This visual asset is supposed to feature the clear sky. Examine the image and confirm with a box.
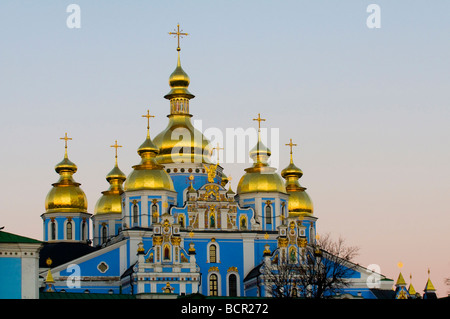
[1,1,449,296]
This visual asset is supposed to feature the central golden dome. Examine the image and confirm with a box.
[153,52,212,165]
[153,114,212,164]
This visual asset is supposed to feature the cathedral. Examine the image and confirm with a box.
[6,25,427,300]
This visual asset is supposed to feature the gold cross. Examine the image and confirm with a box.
[142,110,155,137]
[286,138,297,155]
[169,23,188,52]
[110,140,122,165]
[212,142,224,163]
[60,132,72,157]
[60,132,72,148]
[253,113,266,130]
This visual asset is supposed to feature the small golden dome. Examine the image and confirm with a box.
[124,131,175,192]
[237,170,287,194]
[95,163,126,215]
[45,154,87,214]
[94,193,122,215]
[237,137,286,194]
[281,154,313,216]
[164,53,194,100]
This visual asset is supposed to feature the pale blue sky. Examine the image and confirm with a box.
[1,1,449,295]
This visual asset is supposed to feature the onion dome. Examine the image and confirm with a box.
[153,51,212,164]
[281,141,313,216]
[237,128,286,194]
[164,53,195,100]
[94,142,126,215]
[45,134,87,213]
[124,113,175,192]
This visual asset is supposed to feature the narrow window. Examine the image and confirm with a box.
[151,203,158,224]
[133,204,139,225]
[102,225,107,244]
[66,221,73,240]
[51,221,56,240]
[265,205,272,225]
[229,274,237,297]
[81,221,86,241]
[179,215,184,228]
[164,245,170,261]
[209,274,218,296]
[209,244,217,263]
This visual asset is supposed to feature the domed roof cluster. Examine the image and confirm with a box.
[45,48,313,221]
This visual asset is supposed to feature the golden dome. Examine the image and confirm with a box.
[237,138,286,194]
[124,127,175,192]
[164,54,194,100]
[45,153,87,214]
[153,114,212,165]
[153,52,212,164]
[281,152,313,216]
[95,161,126,215]
[94,192,122,215]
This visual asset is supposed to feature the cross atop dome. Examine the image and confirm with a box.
[60,132,72,158]
[169,23,188,52]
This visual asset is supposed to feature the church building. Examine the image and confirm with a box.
[36,25,397,298]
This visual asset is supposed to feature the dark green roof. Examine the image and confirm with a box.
[0,230,42,244]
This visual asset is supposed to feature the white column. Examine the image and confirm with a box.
[242,236,255,277]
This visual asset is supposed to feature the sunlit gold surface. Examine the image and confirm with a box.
[153,114,212,164]
[237,169,287,194]
[237,133,286,194]
[124,132,175,192]
[45,155,88,214]
[164,53,194,100]
[281,143,313,216]
[95,165,126,215]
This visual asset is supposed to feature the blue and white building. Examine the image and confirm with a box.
[37,42,395,299]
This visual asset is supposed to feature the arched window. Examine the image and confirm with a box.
[133,204,139,225]
[281,203,286,222]
[265,205,272,225]
[51,221,56,240]
[102,225,107,244]
[163,245,170,261]
[240,216,247,230]
[209,213,215,228]
[66,221,73,240]
[151,203,158,224]
[209,274,218,296]
[228,274,237,297]
[179,215,185,228]
[209,244,217,263]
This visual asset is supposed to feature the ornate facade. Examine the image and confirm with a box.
[37,26,396,298]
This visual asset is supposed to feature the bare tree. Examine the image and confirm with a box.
[262,233,360,299]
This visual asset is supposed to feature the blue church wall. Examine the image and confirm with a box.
[59,246,121,278]
[43,216,88,241]
[187,238,245,296]
[170,173,209,205]
[0,257,21,299]
[254,239,277,266]
[236,208,253,230]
